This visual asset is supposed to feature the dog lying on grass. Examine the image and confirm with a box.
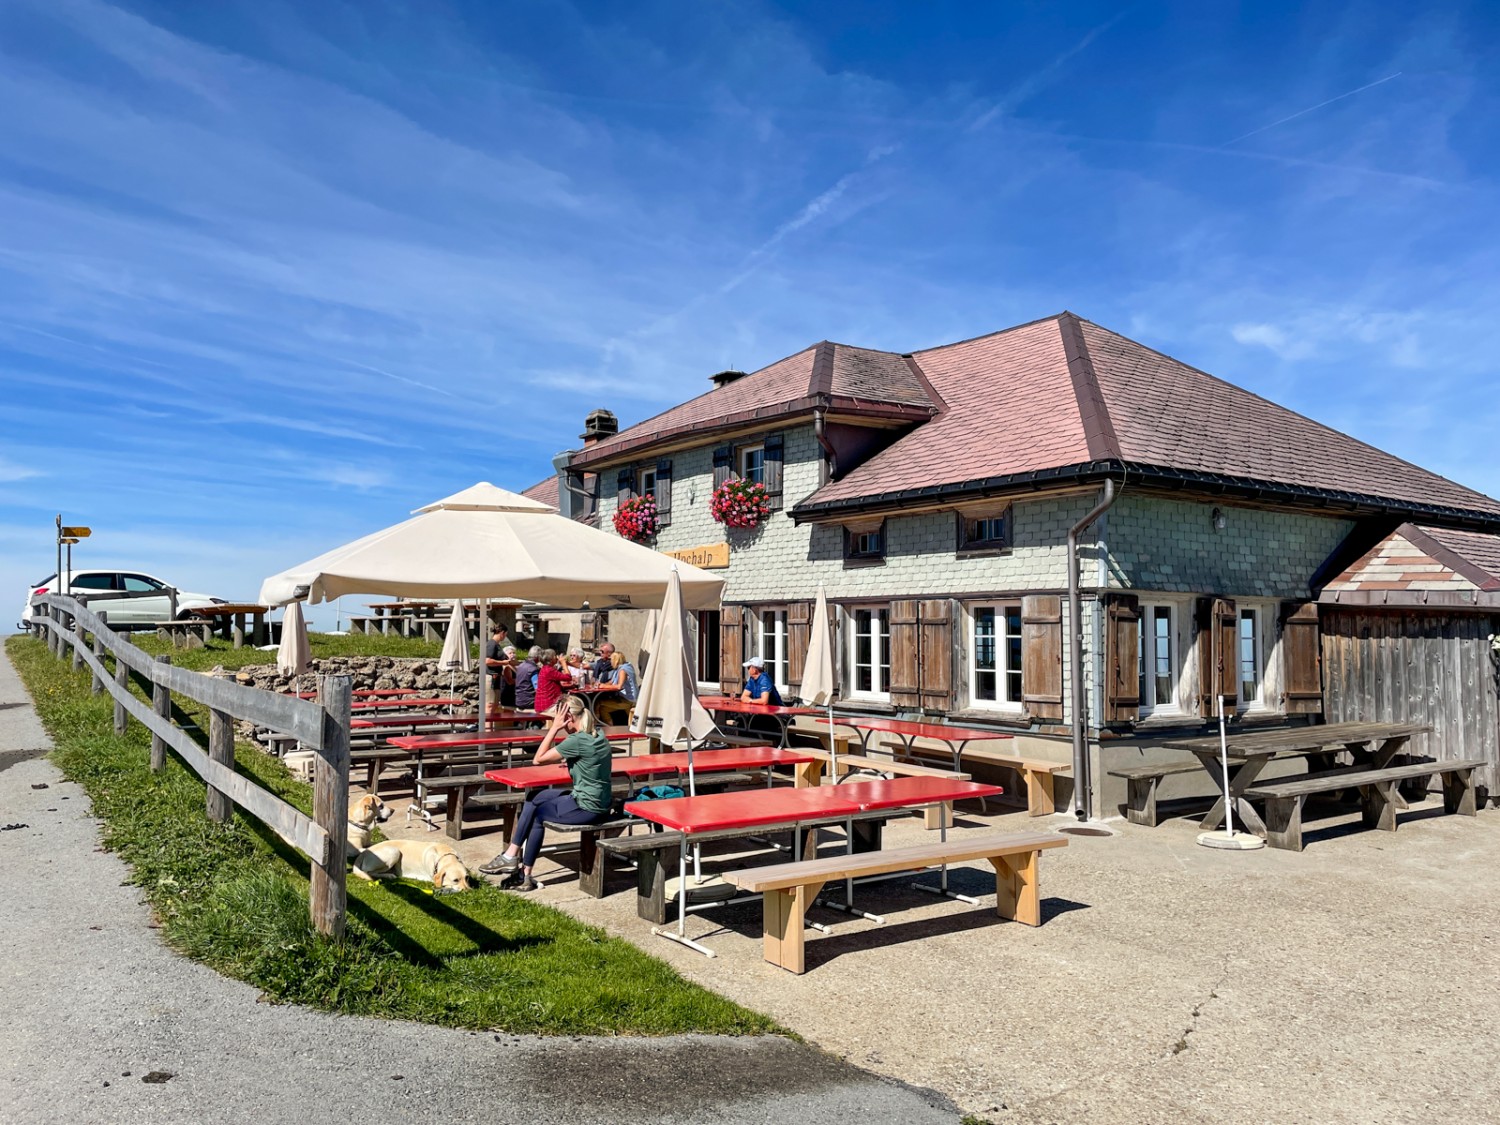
[351,839,470,893]
[346,794,392,856]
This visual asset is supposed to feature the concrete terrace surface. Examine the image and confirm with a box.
[0,651,958,1125]
[437,779,1500,1123]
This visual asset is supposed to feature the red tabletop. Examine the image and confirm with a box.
[816,716,1014,743]
[289,688,418,700]
[350,711,545,730]
[351,697,462,711]
[389,728,636,752]
[568,683,618,694]
[624,776,1001,834]
[485,744,805,789]
[698,696,820,717]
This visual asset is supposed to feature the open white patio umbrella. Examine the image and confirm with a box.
[801,583,837,777]
[277,601,311,691]
[259,483,725,728]
[438,601,472,711]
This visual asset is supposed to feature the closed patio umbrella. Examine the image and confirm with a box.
[438,601,472,710]
[801,583,837,776]
[277,601,311,690]
[259,483,724,730]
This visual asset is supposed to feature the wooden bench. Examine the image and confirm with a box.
[156,619,212,648]
[724,830,1070,973]
[1107,760,1203,826]
[799,749,972,829]
[1243,759,1485,851]
[928,745,1070,817]
[600,810,899,923]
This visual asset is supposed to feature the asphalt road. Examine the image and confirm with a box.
[0,649,958,1125]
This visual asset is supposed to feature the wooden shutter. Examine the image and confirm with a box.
[1022,595,1064,721]
[918,599,955,710]
[718,605,744,694]
[1280,601,1323,716]
[888,600,921,708]
[616,468,634,505]
[787,601,811,692]
[713,446,733,490]
[1104,594,1141,723]
[1196,597,1237,718]
[578,611,598,647]
[763,433,785,510]
[655,458,672,528]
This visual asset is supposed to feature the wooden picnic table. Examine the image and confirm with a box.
[698,695,821,747]
[191,603,271,647]
[350,696,463,711]
[485,744,811,791]
[1156,721,1433,837]
[625,776,1004,956]
[289,688,418,700]
[813,715,1015,774]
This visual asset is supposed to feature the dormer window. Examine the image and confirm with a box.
[956,505,1010,555]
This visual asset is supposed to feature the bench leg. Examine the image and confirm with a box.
[1263,796,1304,851]
[850,818,884,854]
[1126,777,1159,827]
[988,849,1041,926]
[1443,769,1477,817]
[1025,769,1057,817]
[763,880,826,973]
[1361,782,1398,832]
[578,830,607,897]
[445,790,465,839]
[922,802,953,831]
[794,759,824,788]
[637,845,672,924]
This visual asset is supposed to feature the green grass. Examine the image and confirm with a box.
[8,634,782,1037]
[132,629,446,671]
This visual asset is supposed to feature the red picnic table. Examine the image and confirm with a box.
[624,775,1003,957]
[350,710,546,730]
[698,695,821,747]
[351,696,462,711]
[288,688,418,700]
[815,716,1014,773]
[484,745,813,791]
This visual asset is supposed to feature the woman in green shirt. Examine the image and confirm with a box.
[479,694,613,892]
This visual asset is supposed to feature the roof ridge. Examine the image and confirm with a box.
[808,340,836,398]
[1401,524,1500,590]
[909,311,1070,358]
[901,352,948,414]
[1075,317,1500,504]
[1058,312,1120,460]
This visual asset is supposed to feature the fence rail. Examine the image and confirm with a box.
[31,594,350,937]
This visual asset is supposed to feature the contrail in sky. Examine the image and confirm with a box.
[1225,72,1402,145]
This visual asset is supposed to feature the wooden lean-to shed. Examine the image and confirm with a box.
[1319,523,1500,798]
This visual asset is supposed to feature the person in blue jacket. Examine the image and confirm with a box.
[740,657,783,706]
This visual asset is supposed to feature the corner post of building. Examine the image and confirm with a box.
[311,675,351,938]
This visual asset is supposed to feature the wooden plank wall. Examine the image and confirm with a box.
[1321,609,1499,795]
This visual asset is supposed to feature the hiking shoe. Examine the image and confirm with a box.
[479,853,519,875]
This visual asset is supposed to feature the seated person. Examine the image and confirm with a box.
[498,645,517,709]
[513,646,541,712]
[478,696,612,892]
[597,651,639,725]
[740,658,783,706]
[533,649,573,713]
[565,649,586,682]
[589,642,615,681]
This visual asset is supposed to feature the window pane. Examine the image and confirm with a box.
[1005,607,1023,703]
[877,609,890,691]
[121,575,160,592]
[1154,607,1173,706]
[696,611,719,682]
[973,608,996,701]
[1239,610,1259,701]
[741,448,764,485]
[72,573,115,590]
[854,609,873,692]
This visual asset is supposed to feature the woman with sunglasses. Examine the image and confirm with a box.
[479,694,613,892]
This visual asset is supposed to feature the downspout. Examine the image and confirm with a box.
[813,406,836,484]
[1067,477,1118,820]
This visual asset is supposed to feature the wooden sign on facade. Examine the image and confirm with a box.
[666,543,730,569]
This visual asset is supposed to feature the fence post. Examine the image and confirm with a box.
[47,606,58,657]
[91,627,105,694]
[71,614,84,672]
[113,656,129,735]
[151,655,172,771]
[206,706,234,822]
[311,675,351,939]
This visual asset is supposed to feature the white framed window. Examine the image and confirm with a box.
[690,610,720,689]
[1238,604,1266,709]
[637,466,656,500]
[738,444,765,486]
[847,607,891,699]
[754,607,789,692]
[969,603,1023,710]
[1138,602,1183,714]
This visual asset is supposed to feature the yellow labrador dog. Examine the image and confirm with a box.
[346,794,392,857]
[352,839,470,893]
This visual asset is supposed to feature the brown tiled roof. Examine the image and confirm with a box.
[1406,525,1500,589]
[795,313,1500,525]
[569,341,935,468]
[521,475,559,507]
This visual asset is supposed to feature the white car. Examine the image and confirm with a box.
[22,569,226,629]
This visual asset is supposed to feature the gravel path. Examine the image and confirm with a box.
[0,649,958,1124]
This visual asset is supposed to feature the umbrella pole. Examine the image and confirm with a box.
[1218,694,1235,837]
[1196,693,1265,850]
[686,736,704,883]
[478,596,488,733]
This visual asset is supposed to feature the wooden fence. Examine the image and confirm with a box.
[30,594,351,937]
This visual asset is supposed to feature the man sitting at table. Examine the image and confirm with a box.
[589,642,615,681]
[740,658,783,706]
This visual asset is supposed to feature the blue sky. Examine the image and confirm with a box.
[3,0,1498,629]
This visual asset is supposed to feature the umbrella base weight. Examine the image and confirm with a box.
[1196,830,1266,851]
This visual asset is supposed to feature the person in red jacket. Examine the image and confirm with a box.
[533,648,573,713]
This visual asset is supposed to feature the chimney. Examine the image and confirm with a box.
[580,409,618,445]
[710,369,748,389]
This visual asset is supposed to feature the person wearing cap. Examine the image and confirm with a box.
[740,657,783,707]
